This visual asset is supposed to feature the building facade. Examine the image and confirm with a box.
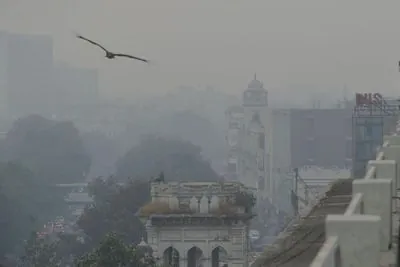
[139,181,254,267]
[289,108,353,169]
[225,105,245,183]
[225,76,273,204]
[3,31,54,119]
[0,31,100,125]
[225,78,358,217]
[351,93,399,178]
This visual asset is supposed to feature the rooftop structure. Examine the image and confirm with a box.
[253,179,353,267]
[242,74,268,108]
[252,120,400,266]
[225,76,271,206]
[308,133,400,267]
[139,181,256,267]
[352,92,399,178]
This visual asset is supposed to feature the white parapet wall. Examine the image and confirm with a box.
[310,134,400,267]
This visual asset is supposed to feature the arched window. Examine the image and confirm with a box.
[187,246,204,267]
[211,246,228,267]
[163,247,180,267]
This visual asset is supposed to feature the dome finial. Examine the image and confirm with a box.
[247,74,264,90]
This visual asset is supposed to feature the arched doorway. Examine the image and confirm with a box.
[211,246,228,267]
[163,247,180,267]
[187,246,204,267]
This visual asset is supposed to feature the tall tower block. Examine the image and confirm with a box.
[241,75,271,200]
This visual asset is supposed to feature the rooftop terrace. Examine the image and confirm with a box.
[139,181,256,222]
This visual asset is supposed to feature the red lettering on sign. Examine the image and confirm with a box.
[355,93,385,107]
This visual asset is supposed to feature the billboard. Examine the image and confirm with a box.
[355,93,385,107]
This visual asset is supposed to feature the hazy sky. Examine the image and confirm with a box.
[1,0,400,100]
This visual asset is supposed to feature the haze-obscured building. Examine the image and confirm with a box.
[0,31,53,120]
[225,78,355,216]
[351,92,399,178]
[225,76,271,200]
[0,31,100,126]
[52,63,99,119]
[289,108,352,169]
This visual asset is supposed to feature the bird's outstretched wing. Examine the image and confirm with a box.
[113,53,149,63]
[76,34,109,53]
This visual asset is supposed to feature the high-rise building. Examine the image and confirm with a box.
[0,32,8,117]
[289,108,353,169]
[0,31,100,124]
[225,78,355,215]
[52,63,99,119]
[241,75,271,197]
[225,75,273,204]
[4,31,54,119]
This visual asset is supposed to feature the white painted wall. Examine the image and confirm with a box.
[147,224,250,267]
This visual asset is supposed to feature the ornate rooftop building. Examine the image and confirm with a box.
[138,181,256,267]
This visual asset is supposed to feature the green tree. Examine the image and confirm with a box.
[81,131,119,178]
[56,233,90,265]
[0,115,91,184]
[154,110,226,171]
[116,135,219,182]
[77,178,149,246]
[20,232,60,267]
[0,116,90,261]
[0,162,65,257]
[75,233,151,267]
[79,137,220,247]
[20,231,92,266]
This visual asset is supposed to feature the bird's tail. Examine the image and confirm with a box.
[146,59,157,67]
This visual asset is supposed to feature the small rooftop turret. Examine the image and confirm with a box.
[243,73,268,107]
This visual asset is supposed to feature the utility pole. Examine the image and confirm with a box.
[293,168,299,216]
[397,60,400,267]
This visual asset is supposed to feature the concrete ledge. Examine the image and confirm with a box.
[376,151,385,161]
[344,193,363,215]
[368,160,397,196]
[384,135,400,145]
[381,145,400,190]
[326,214,381,267]
[308,131,400,267]
[310,236,340,267]
[353,179,392,251]
[364,165,377,180]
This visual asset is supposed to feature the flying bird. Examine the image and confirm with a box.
[76,34,149,63]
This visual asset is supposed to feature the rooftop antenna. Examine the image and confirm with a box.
[254,73,257,80]
[343,84,348,102]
